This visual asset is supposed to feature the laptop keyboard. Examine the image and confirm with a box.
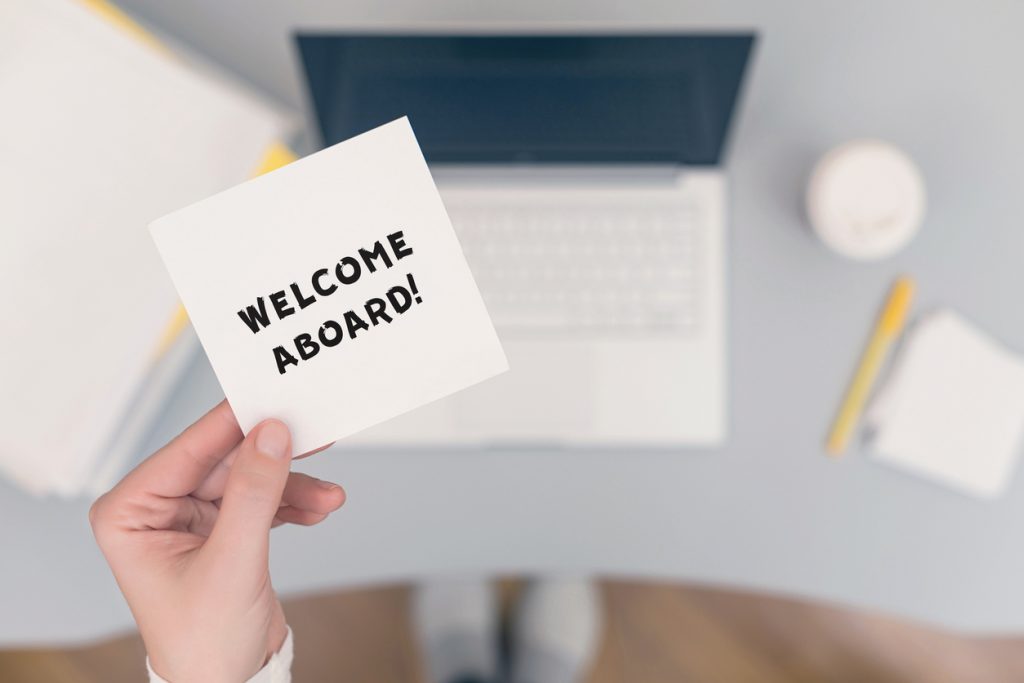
[450,204,702,335]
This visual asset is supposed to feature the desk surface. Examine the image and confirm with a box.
[5,0,1024,644]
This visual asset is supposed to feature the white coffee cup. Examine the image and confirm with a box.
[806,139,926,260]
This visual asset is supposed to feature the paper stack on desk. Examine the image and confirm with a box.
[0,0,291,496]
[865,309,1024,499]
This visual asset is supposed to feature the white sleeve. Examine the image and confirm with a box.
[146,627,294,683]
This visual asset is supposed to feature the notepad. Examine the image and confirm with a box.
[865,310,1024,498]
[150,118,508,454]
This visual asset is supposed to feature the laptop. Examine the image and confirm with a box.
[295,34,755,447]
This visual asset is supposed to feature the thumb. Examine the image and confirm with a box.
[207,420,292,566]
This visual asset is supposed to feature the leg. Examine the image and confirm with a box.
[413,578,500,683]
[510,578,603,683]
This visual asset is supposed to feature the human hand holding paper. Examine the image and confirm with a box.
[98,118,505,679]
[90,401,345,682]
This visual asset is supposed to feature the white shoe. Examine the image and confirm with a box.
[413,578,500,683]
[510,578,603,683]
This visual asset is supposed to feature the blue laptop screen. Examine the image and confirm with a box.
[295,34,754,165]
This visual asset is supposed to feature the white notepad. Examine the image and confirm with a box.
[866,310,1024,498]
[150,118,508,454]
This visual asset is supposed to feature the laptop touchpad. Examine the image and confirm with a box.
[452,341,595,437]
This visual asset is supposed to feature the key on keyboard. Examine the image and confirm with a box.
[450,204,701,335]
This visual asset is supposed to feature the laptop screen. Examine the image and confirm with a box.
[295,34,755,165]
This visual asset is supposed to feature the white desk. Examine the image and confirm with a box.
[4,0,1024,644]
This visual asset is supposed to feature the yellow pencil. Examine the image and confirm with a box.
[826,276,915,456]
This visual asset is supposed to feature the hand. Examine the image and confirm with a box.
[90,401,345,682]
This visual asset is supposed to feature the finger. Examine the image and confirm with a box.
[191,439,334,501]
[172,497,221,537]
[273,506,329,526]
[174,496,341,539]
[117,400,243,498]
[192,462,345,511]
[190,447,237,501]
[103,494,222,536]
[206,420,292,568]
[280,473,346,514]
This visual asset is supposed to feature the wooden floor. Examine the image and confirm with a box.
[3,580,1024,682]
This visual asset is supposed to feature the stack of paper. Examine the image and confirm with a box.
[0,0,290,496]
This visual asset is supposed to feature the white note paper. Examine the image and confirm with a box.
[151,118,508,453]
[866,310,1024,498]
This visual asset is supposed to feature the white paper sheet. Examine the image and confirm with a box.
[866,310,1024,498]
[150,118,508,454]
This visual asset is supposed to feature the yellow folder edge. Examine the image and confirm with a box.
[77,0,298,356]
[154,143,298,355]
[79,0,168,52]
